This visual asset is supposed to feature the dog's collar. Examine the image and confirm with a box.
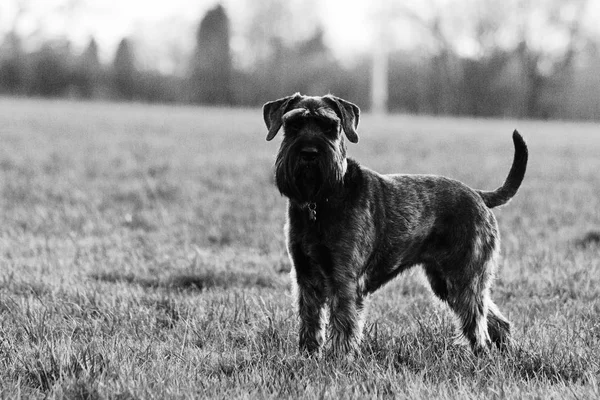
[307,202,317,221]
[302,198,330,222]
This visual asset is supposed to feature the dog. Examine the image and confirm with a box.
[262,93,528,355]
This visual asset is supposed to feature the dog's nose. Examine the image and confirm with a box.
[299,146,319,161]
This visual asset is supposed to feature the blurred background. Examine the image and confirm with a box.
[1,0,599,120]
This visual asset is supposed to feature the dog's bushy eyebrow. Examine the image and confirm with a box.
[315,107,340,122]
[282,107,340,126]
[283,108,309,122]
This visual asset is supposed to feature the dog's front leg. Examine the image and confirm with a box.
[327,270,361,356]
[296,281,326,354]
[289,243,326,355]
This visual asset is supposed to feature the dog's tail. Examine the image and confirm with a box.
[477,130,528,209]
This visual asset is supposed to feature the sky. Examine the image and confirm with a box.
[2,0,600,73]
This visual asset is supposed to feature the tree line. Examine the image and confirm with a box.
[1,3,599,120]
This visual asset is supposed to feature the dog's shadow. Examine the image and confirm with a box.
[360,323,589,385]
[89,269,284,291]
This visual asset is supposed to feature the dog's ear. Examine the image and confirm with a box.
[323,95,360,143]
[263,93,301,141]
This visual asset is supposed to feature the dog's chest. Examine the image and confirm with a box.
[291,214,346,274]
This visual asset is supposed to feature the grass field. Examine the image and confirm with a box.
[1,97,599,399]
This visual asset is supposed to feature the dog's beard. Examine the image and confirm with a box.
[275,141,346,204]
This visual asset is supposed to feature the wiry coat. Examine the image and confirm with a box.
[263,93,528,355]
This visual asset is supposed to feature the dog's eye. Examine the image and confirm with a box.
[284,120,303,133]
[285,126,300,135]
[315,119,338,135]
[324,126,338,136]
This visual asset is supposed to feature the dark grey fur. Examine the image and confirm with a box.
[263,93,528,355]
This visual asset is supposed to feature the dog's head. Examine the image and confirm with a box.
[262,93,360,204]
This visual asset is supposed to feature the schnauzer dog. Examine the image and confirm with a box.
[263,93,528,355]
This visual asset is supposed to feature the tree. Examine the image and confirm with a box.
[384,0,592,119]
[514,0,589,118]
[73,37,101,98]
[113,38,137,100]
[562,42,600,119]
[0,33,26,94]
[189,4,232,104]
[391,3,465,115]
[29,41,72,97]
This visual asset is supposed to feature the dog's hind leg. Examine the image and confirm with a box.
[487,298,511,350]
[479,250,511,350]
[425,261,493,354]
[451,282,492,354]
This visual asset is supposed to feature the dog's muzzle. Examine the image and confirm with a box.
[299,145,319,162]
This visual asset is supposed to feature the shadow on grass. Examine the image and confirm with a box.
[89,269,282,292]
[575,229,600,249]
[392,341,589,384]
[362,324,590,385]
[88,272,159,289]
[506,347,589,383]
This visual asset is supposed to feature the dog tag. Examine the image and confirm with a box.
[308,203,317,221]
